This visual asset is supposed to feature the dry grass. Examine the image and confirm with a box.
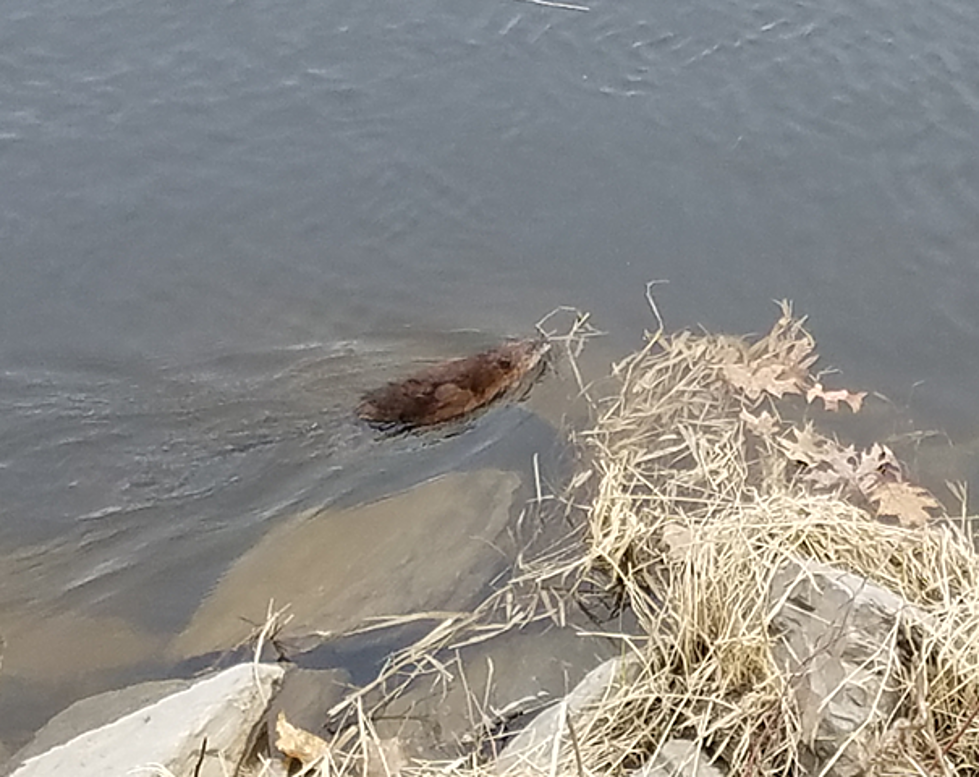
[561,302,979,776]
[269,304,979,777]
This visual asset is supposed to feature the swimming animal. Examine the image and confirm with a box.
[357,338,549,428]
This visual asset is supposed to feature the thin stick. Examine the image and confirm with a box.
[644,279,669,338]
[566,712,586,777]
[534,452,544,507]
[517,0,590,12]
[942,695,979,757]
[549,699,569,777]
[192,738,208,777]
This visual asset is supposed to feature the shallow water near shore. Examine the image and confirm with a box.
[3,0,979,755]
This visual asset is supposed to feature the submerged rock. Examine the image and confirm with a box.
[0,610,161,685]
[253,667,351,765]
[266,667,350,739]
[7,663,283,777]
[170,470,521,658]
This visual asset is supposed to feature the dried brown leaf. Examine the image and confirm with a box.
[781,433,940,526]
[868,480,941,528]
[740,409,779,437]
[778,425,826,468]
[275,711,329,766]
[722,361,807,401]
[779,426,865,492]
[806,382,867,413]
[854,442,903,491]
[804,468,852,491]
[715,304,817,402]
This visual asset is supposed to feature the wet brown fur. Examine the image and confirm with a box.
[357,339,548,428]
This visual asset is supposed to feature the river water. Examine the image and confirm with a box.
[2,0,979,751]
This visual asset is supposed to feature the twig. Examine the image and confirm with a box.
[941,695,979,757]
[566,712,587,777]
[533,452,544,507]
[549,699,569,777]
[517,0,590,11]
[252,599,292,705]
[644,279,669,339]
[192,737,208,777]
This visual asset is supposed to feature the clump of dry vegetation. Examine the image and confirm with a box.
[272,303,979,777]
[563,302,979,776]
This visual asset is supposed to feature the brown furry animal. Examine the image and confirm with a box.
[357,338,549,428]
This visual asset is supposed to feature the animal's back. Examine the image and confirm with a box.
[357,339,547,427]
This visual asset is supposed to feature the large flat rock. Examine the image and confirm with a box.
[7,663,283,777]
[170,469,521,658]
[769,560,920,777]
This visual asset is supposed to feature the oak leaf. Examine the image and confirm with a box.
[779,425,826,468]
[722,361,807,401]
[868,480,940,528]
[806,382,867,413]
[740,409,779,437]
[780,432,941,527]
[780,425,858,489]
[727,303,818,400]
[715,307,817,403]
[854,442,903,491]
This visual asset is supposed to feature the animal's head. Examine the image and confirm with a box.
[491,337,551,381]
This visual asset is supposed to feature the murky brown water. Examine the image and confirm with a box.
[2,0,979,752]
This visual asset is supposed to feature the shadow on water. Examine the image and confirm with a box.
[175,619,436,692]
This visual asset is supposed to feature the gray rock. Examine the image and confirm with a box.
[769,560,919,777]
[268,667,351,736]
[495,654,641,776]
[372,625,618,762]
[246,666,351,766]
[8,663,283,777]
[636,739,725,777]
[170,470,521,658]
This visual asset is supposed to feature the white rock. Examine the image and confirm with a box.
[8,663,283,777]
